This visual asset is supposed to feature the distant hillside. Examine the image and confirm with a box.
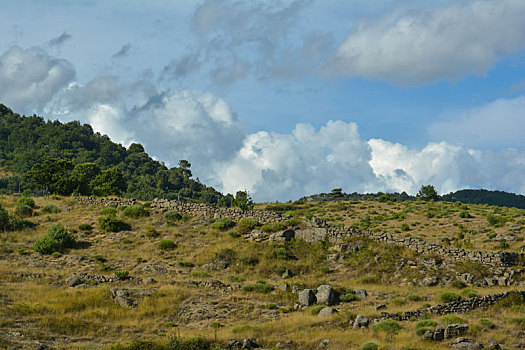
[0,103,226,203]
[300,188,525,209]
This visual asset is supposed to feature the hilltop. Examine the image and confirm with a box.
[0,194,524,349]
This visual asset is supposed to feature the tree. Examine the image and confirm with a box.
[90,167,127,196]
[24,157,75,195]
[330,188,343,198]
[417,185,439,201]
[178,159,192,178]
[234,190,253,212]
[70,162,101,195]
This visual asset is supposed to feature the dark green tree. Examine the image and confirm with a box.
[417,185,439,201]
[24,157,75,195]
[70,162,101,195]
[90,167,127,196]
[234,190,253,212]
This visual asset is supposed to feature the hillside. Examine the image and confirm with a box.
[1,194,524,349]
[0,104,223,203]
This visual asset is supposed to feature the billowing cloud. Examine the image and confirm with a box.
[327,0,525,85]
[0,46,75,113]
[428,96,525,148]
[218,121,525,201]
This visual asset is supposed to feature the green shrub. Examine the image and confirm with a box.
[441,315,466,326]
[360,276,379,284]
[17,197,35,209]
[392,297,406,306]
[340,293,357,302]
[98,216,130,232]
[310,305,324,315]
[158,239,176,250]
[145,226,160,237]
[111,340,164,350]
[0,204,9,230]
[241,284,255,292]
[461,288,479,298]
[237,218,259,234]
[78,223,92,231]
[450,280,467,289]
[210,218,236,231]
[274,247,290,260]
[227,275,245,282]
[99,207,117,216]
[459,210,472,218]
[15,204,33,217]
[400,223,410,231]
[122,205,149,219]
[416,320,438,329]
[407,294,424,302]
[261,222,286,233]
[165,211,182,225]
[415,326,434,336]
[165,336,213,350]
[255,282,273,293]
[33,223,76,254]
[496,291,524,309]
[361,343,379,350]
[439,292,462,303]
[9,218,36,231]
[42,204,61,214]
[371,319,401,333]
[479,318,495,329]
[227,230,241,238]
[117,205,128,211]
[486,214,507,227]
[114,270,129,280]
[191,270,210,278]
[239,254,258,266]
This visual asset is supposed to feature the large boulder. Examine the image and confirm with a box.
[318,307,337,317]
[316,285,337,306]
[353,315,369,329]
[444,324,469,339]
[298,289,317,306]
[451,337,483,350]
[66,275,84,287]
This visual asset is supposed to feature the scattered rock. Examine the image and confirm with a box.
[299,289,316,306]
[353,315,369,329]
[421,276,439,287]
[318,307,337,317]
[444,324,469,339]
[111,288,135,307]
[316,285,337,306]
[65,275,84,287]
[450,337,483,350]
[143,277,156,284]
[353,289,368,298]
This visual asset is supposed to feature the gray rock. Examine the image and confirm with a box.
[143,277,156,284]
[318,339,330,348]
[444,324,469,339]
[451,337,483,350]
[353,315,369,329]
[376,304,386,311]
[318,307,337,317]
[292,285,301,294]
[269,229,295,242]
[110,288,135,307]
[353,289,368,298]
[65,275,84,287]
[299,289,317,306]
[421,276,439,286]
[316,285,337,306]
[281,268,293,279]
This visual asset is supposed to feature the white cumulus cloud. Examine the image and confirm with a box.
[327,0,525,85]
[0,46,75,113]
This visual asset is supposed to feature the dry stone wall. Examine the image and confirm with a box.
[75,197,520,267]
[380,291,525,320]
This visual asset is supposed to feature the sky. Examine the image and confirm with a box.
[0,0,524,201]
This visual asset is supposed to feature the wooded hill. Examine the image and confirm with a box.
[0,104,225,204]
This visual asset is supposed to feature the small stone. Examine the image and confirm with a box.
[65,275,84,287]
[318,307,337,317]
[353,315,369,329]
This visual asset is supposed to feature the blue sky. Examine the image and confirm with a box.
[0,0,524,201]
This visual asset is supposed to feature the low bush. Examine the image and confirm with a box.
[99,207,117,216]
[441,315,466,326]
[407,294,424,302]
[310,305,324,315]
[17,197,35,208]
[122,205,149,219]
[416,326,434,336]
[145,226,160,237]
[210,218,236,231]
[158,239,176,250]
[33,223,76,254]
[339,293,357,302]
[165,336,214,350]
[178,261,194,268]
[416,320,438,329]
[165,211,183,225]
[461,288,479,298]
[98,216,130,232]
[114,270,129,280]
[439,292,462,303]
[239,254,258,266]
[361,343,379,350]
[227,230,241,238]
[450,280,467,289]
[479,318,495,329]
[9,218,36,231]
[371,319,401,333]
[360,276,379,284]
[510,317,525,329]
[42,204,61,214]
[392,297,406,306]
[15,204,33,217]
[261,222,286,233]
[227,275,245,282]
[459,210,473,218]
[496,291,524,310]
[78,223,92,231]
[237,218,259,234]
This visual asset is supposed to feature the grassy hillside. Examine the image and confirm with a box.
[1,195,524,349]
